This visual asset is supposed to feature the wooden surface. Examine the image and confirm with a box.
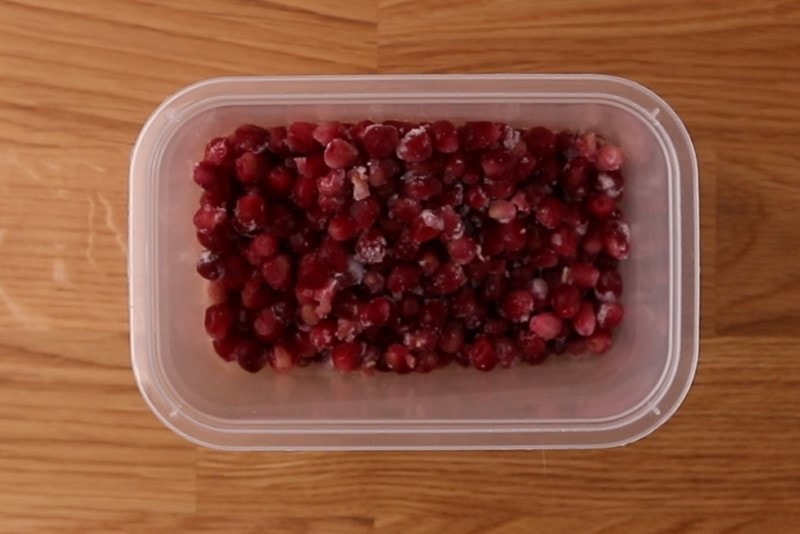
[1,0,799,532]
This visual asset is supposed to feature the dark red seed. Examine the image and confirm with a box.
[396,127,433,162]
[517,330,548,364]
[536,196,565,229]
[551,284,581,319]
[587,193,617,219]
[430,262,467,295]
[469,336,498,371]
[213,335,241,362]
[386,264,421,294]
[193,161,224,189]
[603,220,631,259]
[481,148,515,178]
[587,330,612,353]
[355,228,387,264]
[233,339,268,373]
[332,341,362,371]
[462,121,501,151]
[502,290,535,322]
[204,302,235,340]
[573,301,597,337]
[351,197,381,230]
[286,121,319,154]
[529,312,563,340]
[595,269,623,302]
[447,236,478,265]
[361,124,400,158]
[495,337,520,368]
[523,126,556,158]
[404,329,440,353]
[384,344,414,373]
[269,343,297,372]
[309,320,337,350]
[359,297,392,326]
[235,193,267,232]
[253,308,286,343]
[197,250,224,280]
[312,121,347,145]
[292,175,317,209]
[465,185,490,211]
[235,152,267,184]
[327,215,359,241]
[324,138,359,169]
[410,210,444,243]
[220,254,249,290]
[439,322,465,354]
[597,302,624,330]
[403,173,442,201]
[565,262,600,288]
[193,204,227,233]
[204,137,236,166]
[261,254,292,290]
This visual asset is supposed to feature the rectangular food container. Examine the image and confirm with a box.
[129,74,699,450]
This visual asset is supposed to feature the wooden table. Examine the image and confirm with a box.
[1,1,798,531]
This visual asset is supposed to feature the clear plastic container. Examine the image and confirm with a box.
[129,74,699,450]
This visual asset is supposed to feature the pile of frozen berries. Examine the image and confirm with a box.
[193,120,629,374]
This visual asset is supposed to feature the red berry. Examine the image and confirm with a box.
[404,329,440,353]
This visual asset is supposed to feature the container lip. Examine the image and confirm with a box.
[129,73,699,450]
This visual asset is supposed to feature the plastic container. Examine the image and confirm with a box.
[129,74,699,450]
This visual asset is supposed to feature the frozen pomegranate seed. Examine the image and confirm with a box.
[193,161,224,189]
[532,248,559,269]
[199,179,230,207]
[502,290,535,322]
[462,121,501,151]
[436,322,464,354]
[362,271,385,294]
[603,220,631,259]
[233,339,268,373]
[551,284,581,318]
[297,253,330,289]
[350,194,381,230]
[261,166,293,198]
[495,337,520,368]
[235,152,267,184]
[536,196,565,229]
[212,335,240,362]
[499,219,527,252]
[551,226,579,258]
[316,169,345,198]
[204,303,235,340]
[595,269,623,302]
[410,210,444,243]
[565,262,600,288]
[582,224,605,255]
[422,120,458,153]
[430,262,467,295]
[529,312,563,340]
[574,132,598,161]
[482,273,508,302]
[436,206,464,240]
[389,197,422,223]
[294,153,327,179]
[268,344,297,372]
[360,296,392,326]
[327,215,358,241]
[597,171,624,198]
[361,124,399,158]
[531,277,549,302]
[523,126,556,157]
[419,300,448,330]
[417,248,441,276]
[396,127,433,162]
[253,308,285,343]
[384,344,414,373]
[324,138,359,169]
[403,173,442,201]
[292,175,317,209]
[587,193,617,219]
[367,158,400,187]
[312,121,347,145]
[220,254,249,290]
[241,274,271,309]
[332,341,363,371]
[393,231,420,260]
[440,181,464,206]
[446,236,478,265]
[597,302,624,330]
[484,319,508,336]
[204,137,235,166]
[261,254,292,290]
[193,204,227,233]
[573,301,597,337]
[387,264,421,294]
[264,126,287,154]
[481,148,515,178]
[234,193,267,232]
[518,330,548,364]
[398,293,421,318]
[309,320,337,350]
[488,199,517,222]
[465,185,490,211]
[286,121,319,154]
[404,329,440,352]
[469,336,498,371]
[354,228,387,264]
[230,124,268,153]
[587,330,612,354]
[595,144,624,171]
[197,250,224,280]
[484,179,515,200]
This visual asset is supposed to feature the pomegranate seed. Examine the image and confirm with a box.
[328,215,358,241]
[484,318,508,336]
[551,226,579,258]
[447,236,478,265]
[582,223,605,255]
[313,121,347,145]
[517,330,548,364]
[573,301,597,337]
[536,157,559,184]
[389,197,422,223]
[317,238,349,273]
[220,254,249,290]
[361,124,399,158]
[404,329,440,352]
[354,228,387,264]
[332,341,362,371]
[231,124,268,153]
[269,343,297,372]
[564,262,600,288]
[536,196,565,229]
[204,303,235,340]
[597,302,624,330]
[193,162,224,189]
[465,185,490,211]
[502,290,535,322]
[488,200,517,222]
[595,269,623,302]
[396,127,433,162]
[603,220,631,259]
[193,204,227,233]
[262,166,293,198]
[197,250,224,280]
[393,231,420,260]
[294,153,327,179]
[437,322,464,354]
[597,171,624,198]
[204,137,236,166]
[495,337,520,368]
[367,158,400,187]
[481,148,515,178]
[436,206,464,240]
[523,126,556,157]
[398,293,421,318]
[484,179,515,200]
[292,175,317,209]
[469,336,498,371]
[419,300,448,330]
[324,138,359,169]
[403,173,442,200]
[595,144,624,171]
[241,275,270,309]
[386,264,421,294]
[362,271,385,293]
[261,254,292,290]
[235,193,267,232]
[411,210,445,243]
[462,121,501,151]
[213,335,240,362]
[430,262,467,295]
[417,248,441,276]
[359,296,392,327]
[533,248,559,269]
[587,330,612,353]
[587,193,617,219]
[309,320,337,350]
[286,122,319,154]
[529,313,563,340]
[233,339,268,373]
[384,344,414,373]
[253,308,286,343]
[551,284,581,319]
[427,120,459,153]
[235,152,267,184]
[265,126,288,155]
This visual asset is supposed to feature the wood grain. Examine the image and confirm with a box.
[1,0,799,532]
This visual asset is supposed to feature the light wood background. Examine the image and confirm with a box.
[1,0,799,532]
